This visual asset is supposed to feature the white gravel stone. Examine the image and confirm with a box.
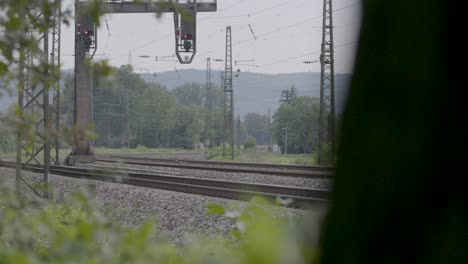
[90,161,333,190]
[1,167,317,245]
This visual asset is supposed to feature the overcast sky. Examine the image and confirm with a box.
[61,0,361,74]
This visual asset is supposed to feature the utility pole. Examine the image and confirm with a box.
[50,3,62,166]
[128,50,132,66]
[139,117,143,146]
[125,86,130,148]
[318,0,336,164]
[237,115,241,152]
[43,21,50,198]
[283,126,288,155]
[206,57,212,148]
[222,26,234,160]
[268,109,272,152]
[16,3,61,198]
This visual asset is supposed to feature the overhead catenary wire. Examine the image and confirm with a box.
[130,0,317,54]
[87,0,360,77]
[194,1,361,61]
[258,41,357,68]
[231,2,360,48]
[130,0,248,53]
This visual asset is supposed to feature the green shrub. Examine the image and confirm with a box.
[0,186,319,264]
[207,145,240,160]
[243,136,257,149]
[294,156,315,165]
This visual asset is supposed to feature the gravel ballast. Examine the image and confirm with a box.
[85,161,333,190]
[1,167,321,245]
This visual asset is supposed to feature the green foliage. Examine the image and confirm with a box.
[206,197,319,264]
[206,204,225,216]
[0,184,319,264]
[207,145,240,160]
[169,105,205,149]
[273,96,320,154]
[173,83,205,107]
[243,136,257,149]
[243,113,269,145]
[294,155,316,166]
[60,65,212,150]
[93,146,200,155]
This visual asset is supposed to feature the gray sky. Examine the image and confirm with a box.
[61,0,361,74]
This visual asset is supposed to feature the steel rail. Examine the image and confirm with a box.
[102,153,332,172]
[96,155,333,178]
[0,160,329,208]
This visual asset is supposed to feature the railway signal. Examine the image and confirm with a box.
[174,7,197,64]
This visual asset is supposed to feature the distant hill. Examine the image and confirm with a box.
[141,69,351,118]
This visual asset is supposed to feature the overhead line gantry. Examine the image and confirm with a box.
[67,0,217,165]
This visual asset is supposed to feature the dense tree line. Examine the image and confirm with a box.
[61,65,228,149]
[59,65,321,152]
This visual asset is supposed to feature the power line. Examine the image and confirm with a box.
[129,0,247,53]
[196,1,360,60]
[202,0,302,20]
[112,0,359,67]
[198,0,248,22]
[257,41,357,68]
[85,1,360,76]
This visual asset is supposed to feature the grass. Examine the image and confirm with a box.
[4,146,316,166]
[209,148,317,166]
[93,146,204,155]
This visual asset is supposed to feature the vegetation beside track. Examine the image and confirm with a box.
[95,146,317,166]
[208,147,316,166]
[0,182,320,263]
[94,146,204,155]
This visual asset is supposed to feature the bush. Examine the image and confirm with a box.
[0,184,320,264]
[207,145,240,160]
[243,136,256,149]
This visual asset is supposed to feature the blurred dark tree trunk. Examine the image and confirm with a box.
[319,1,464,264]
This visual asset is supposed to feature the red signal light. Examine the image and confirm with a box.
[183,34,192,40]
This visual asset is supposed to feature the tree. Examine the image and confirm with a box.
[243,113,269,145]
[273,96,319,154]
[173,82,205,107]
[133,83,176,148]
[169,105,205,149]
[243,136,256,149]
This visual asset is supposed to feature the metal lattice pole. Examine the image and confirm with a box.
[15,7,60,197]
[237,115,240,152]
[50,1,62,165]
[318,0,336,164]
[206,57,212,148]
[223,26,233,160]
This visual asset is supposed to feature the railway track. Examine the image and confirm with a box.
[95,154,333,178]
[0,160,330,208]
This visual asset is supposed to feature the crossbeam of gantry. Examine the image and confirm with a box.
[95,1,217,14]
